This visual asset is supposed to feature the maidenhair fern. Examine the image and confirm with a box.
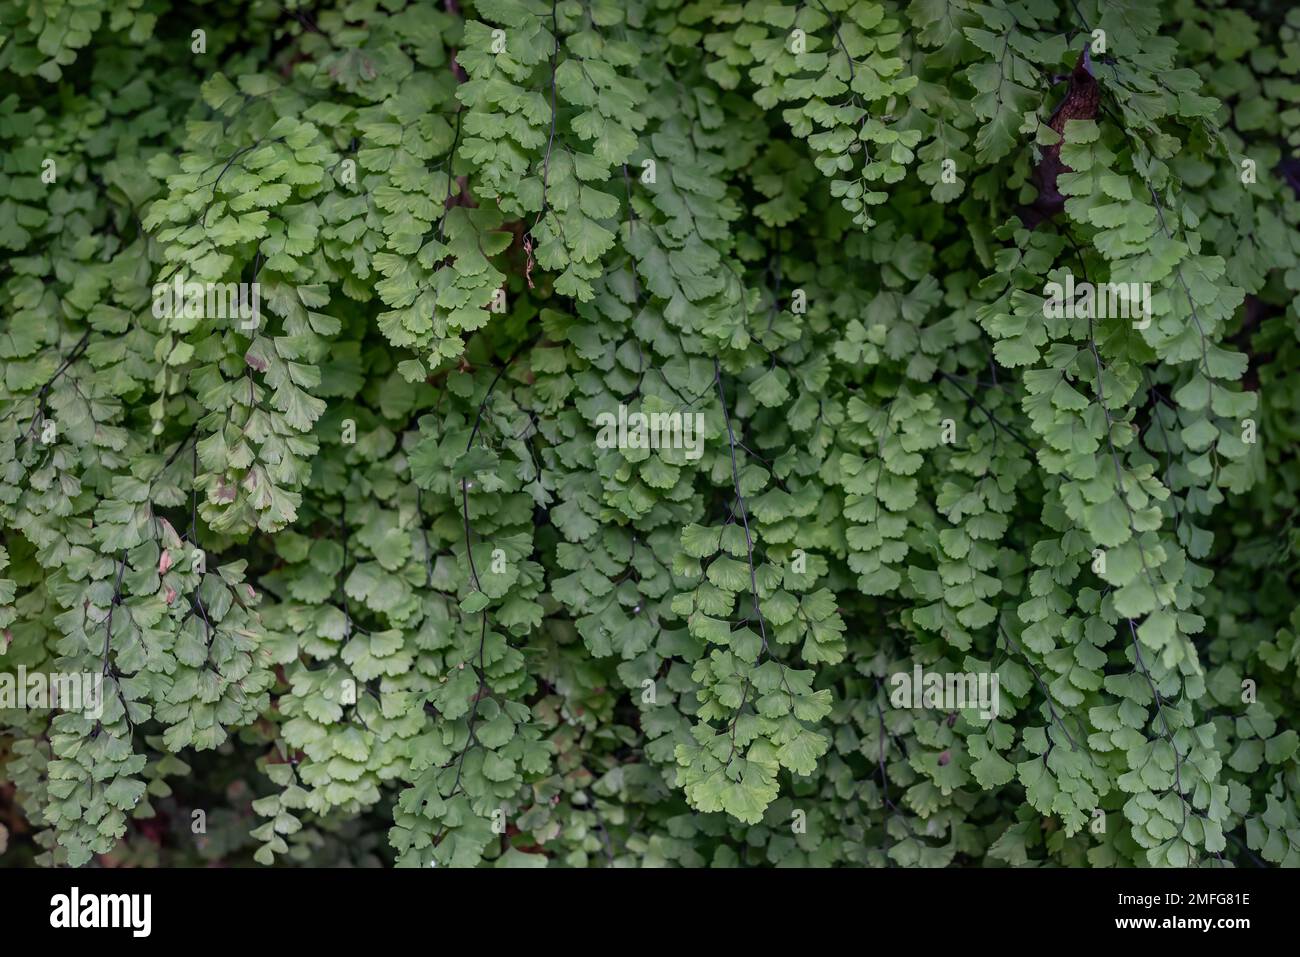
[1,0,1298,869]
